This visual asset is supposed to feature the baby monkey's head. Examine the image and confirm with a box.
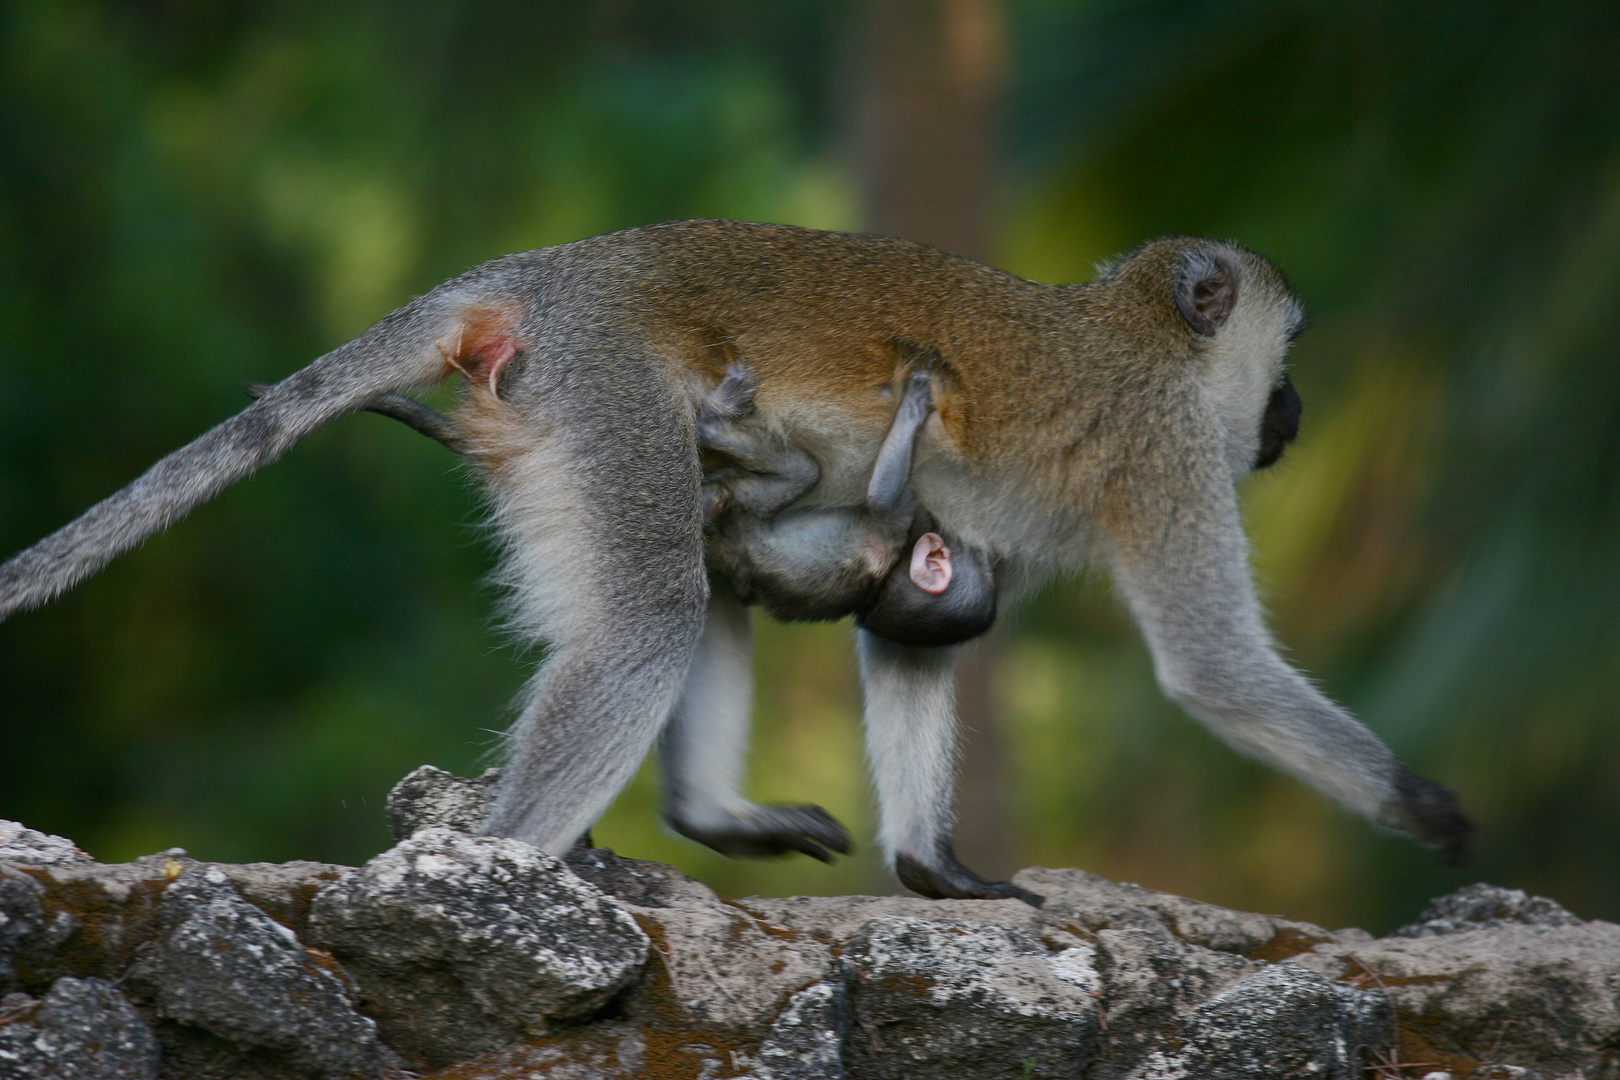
[857,532,997,648]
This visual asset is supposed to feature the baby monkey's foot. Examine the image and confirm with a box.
[895,845,1044,907]
[670,804,853,863]
[702,363,760,422]
[696,365,756,461]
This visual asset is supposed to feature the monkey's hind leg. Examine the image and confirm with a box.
[470,379,709,855]
[659,587,853,862]
[858,631,1043,906]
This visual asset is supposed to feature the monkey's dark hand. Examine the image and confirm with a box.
[669,804,853,863]
[895,846,1045,907]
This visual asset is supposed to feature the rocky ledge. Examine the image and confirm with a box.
[2,767,1616,1080]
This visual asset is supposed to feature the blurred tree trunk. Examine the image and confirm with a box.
[851,0,1015,880]
[853,0,1004,263]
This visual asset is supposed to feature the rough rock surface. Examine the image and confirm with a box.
[1125,961,1391,1080]
[307,827,650,1070]
[1295,885,1620,1080]
[1395,882,1586,937]
[564,846,830,1035]
[385,765,503,842]
[0,869,72,993]
[126,867,387,1079]
[840,915,1101,1079]
[754,980,849,1080]
[1,773,1616,1080]
[0,977,159,1080]
[0,825,90,870]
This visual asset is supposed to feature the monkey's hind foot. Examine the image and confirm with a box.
[669,804,853,864]
[1388,767,1476,867]
[895,846,1044,907]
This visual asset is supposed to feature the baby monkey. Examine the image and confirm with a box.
[326,362,996,648]
[700,364,996,648]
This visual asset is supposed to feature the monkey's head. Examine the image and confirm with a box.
[1181,242,1307,474]
[857,533,996,648]
[1102,237,1307,474]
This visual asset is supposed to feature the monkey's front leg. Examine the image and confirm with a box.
[1106,462,1473,865]
[659,586,853,862]
[857,631,1043,906]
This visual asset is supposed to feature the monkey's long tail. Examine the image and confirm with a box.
[0,297,458,621]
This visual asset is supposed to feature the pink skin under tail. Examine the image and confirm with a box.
[479,339,517,394]
[436,301,527,395]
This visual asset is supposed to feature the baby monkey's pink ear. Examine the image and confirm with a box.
[909,532,954,595]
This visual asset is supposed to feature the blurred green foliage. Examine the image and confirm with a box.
[3,0,1618,933]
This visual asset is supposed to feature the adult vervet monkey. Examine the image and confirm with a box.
[0,220,1472,903]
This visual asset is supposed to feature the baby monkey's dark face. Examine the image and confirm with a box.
[1255,375,1302,469]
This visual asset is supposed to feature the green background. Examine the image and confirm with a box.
[3,0,1618,934]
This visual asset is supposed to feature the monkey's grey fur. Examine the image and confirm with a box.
[0,221,1471,904]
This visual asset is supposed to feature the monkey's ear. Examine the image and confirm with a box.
[909,533,953,596]
[1174,251,1240,337]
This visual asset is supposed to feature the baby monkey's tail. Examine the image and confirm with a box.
[0,291,524,621]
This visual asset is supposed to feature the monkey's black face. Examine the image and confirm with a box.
[1254,375,1302,469]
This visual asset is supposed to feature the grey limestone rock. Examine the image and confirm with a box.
[1395,883,1585,937]
[1298,888,1620,1080]
[0,823,92,869]
[1085,926,1256,1075]
[593,856,832,1033]
[3,798,1615,1080]
[128,867,385,1080]
[1015,865,1350,957]
[564,842,711,909]
[384,764,502,842]
[1127,960,1392,1080]
[306,827,649,1069]
[0,977,160,1080]
[0,868,75,993]
[755,980,850,1080]
[738,881,1363,1080]
[0,849,349,1007]
[430,1021,652,1078]
[739,891,1052,944]
[841,914,1103,1080]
